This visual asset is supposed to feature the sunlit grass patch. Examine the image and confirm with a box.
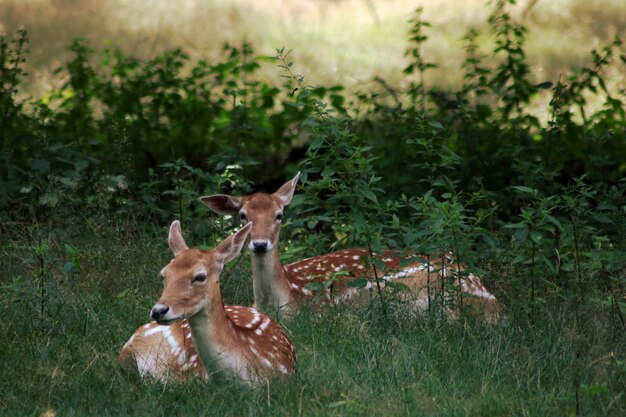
[1,0,623,98]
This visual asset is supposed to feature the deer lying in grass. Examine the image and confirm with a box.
[119,221,296,384]
[119,173,501,380]
[200,172,503,321]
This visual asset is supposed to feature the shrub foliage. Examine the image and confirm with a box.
[2,2,625,304]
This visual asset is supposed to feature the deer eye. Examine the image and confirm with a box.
[193,273,207,283]
[239,212,248,222]
[276,212,283,221]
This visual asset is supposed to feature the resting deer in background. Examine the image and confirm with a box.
[119,221,296,384]
[200,172,503,321]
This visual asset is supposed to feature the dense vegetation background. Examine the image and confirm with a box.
[1,1,624,416]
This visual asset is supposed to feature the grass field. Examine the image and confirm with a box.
[1,0,624,97]
[1,1,625,415]
[1,220,624,416]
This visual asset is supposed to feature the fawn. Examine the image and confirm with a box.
[119,221,296,384]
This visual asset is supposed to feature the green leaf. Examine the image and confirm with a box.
[530,231,543,244]
[347,278,369,289]
[512,186,537,194]
[308,137,324,151]
[361,189,378,204]
[75,160,89,171]
[503,221,527,229]
[513,228,529,242]
[30,159,50,174]
[545,215,562,230]
[305,282,325,292]
[302,117,319,128]
[321,168,335,178]
[596,203,617,211]
[591,213,614,225]
[534,81,554,89]
[62,261,79,274]
[384,281,410,292]
[428,120,444,130]
[511,254,526,265]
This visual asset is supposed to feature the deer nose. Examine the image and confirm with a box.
[251,240,269,253]
[151,304,170,321]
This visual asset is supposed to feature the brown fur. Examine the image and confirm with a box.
[119,222,296,384]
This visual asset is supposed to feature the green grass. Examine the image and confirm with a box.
[1,220,624,416]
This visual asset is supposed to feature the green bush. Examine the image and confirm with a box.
[0,0,624,332]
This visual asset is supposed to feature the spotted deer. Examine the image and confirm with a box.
[118,317,206,382]
[118,221,296,384]
[200,172,503,321]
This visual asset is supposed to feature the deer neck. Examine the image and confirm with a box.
[250,248,292,316]
[186,285,243,381]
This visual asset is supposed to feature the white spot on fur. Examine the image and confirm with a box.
[248,309,262,327]
[144,325,182,356]
[259,317,272,331]
[471,289,496,300]
[383,265,426,280]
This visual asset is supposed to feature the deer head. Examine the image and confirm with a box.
[151,221,252,323]
[199,172,299,254]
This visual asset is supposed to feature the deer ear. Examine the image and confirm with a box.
[274,171,300,206]
[199,194,243,215]
[215,222,252,264]
[168,220,189,256]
